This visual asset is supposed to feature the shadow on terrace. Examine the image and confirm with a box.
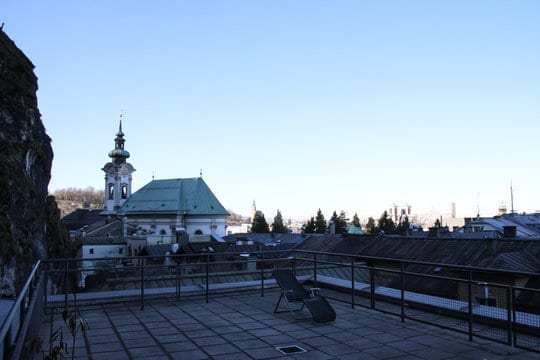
[2,248,539,359]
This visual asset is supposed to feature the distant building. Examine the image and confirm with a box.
[464,213,540,238]
[388,203,415,223]
[226,223,251,235]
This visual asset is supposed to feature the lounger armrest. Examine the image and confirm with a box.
[309,287,320,297]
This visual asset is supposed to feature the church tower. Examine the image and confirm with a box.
[102,116,135,213]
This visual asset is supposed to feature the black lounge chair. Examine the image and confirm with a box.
[273,269,336,323]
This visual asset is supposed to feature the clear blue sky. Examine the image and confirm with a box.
[3,1,539,221]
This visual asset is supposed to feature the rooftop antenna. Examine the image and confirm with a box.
[510,181,515,214]
[476,192,480,218]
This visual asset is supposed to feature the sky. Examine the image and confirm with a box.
[3,1,539,222]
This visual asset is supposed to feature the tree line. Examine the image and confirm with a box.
[363,210,411,235]
[250,208,411,235]
[53,187,104,204]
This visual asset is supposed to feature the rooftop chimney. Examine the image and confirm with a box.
[503,226,517,238]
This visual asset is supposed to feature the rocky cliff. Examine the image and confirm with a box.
[0,29,55,296]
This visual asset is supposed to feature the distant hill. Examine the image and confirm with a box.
[53,187,104,217]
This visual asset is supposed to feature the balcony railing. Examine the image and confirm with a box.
[2,249,539,359]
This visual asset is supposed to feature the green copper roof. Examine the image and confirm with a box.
[119,178,229,216]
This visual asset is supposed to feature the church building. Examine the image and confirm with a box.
[101,119,229,245]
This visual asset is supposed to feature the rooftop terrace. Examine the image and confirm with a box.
[39,289,536,360]
[2,249,539,359]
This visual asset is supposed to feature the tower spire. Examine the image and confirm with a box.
[109,114,130,165]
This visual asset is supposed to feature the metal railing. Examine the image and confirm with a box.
[0,260,45,360]
[291,250,539,353]
[2,249,539,358]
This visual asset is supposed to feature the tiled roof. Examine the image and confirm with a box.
[119,178,228,216]
[144,244,175,256]
[85,219,122,237]
[345,235,540,272]
[223,233,308,245]
[467,213,540,237]
[61,208,104,230]
[290,234,344,253]
[177,242,231,255]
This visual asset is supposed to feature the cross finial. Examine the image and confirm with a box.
[200,169,203,177]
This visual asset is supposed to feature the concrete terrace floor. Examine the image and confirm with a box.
[39,290,537,360]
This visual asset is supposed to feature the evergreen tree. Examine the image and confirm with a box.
[397,215,410,235]
[303,217,316,233]
[365,217,377,234]
[251,212,269,233]
[271,209,288,233]
[330,210,348,234]
[377,210,396,234]
[352,213,361,228]
[314,208,327,234]
[338,210,348,234]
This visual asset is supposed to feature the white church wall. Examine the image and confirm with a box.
[186,216,227,237]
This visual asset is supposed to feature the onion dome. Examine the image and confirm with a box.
[108,117,130,165]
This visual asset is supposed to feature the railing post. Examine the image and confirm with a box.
[467,270,473,341]
[313,252,318,288]
[205,254,210,303]
[140,258,145,310]
[290,256,296,275]
[512,287,517,347]
[370,266,375,309]
[400,263,405,323]
[260,248,265,297]
[43,262,49,312]
[350,256,355,309]
[507,286,513,346]
[64,260,69,311]
[176,263,181,302]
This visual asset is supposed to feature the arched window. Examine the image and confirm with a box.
[194,229,203,235]
[121,184,128,199]
[160,229,167,235]
[108,184,114,200]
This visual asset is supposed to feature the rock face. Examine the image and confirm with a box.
[0,29,54,296]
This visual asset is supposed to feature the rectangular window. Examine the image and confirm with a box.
[89,248,94,254]
[119,248,123,254]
